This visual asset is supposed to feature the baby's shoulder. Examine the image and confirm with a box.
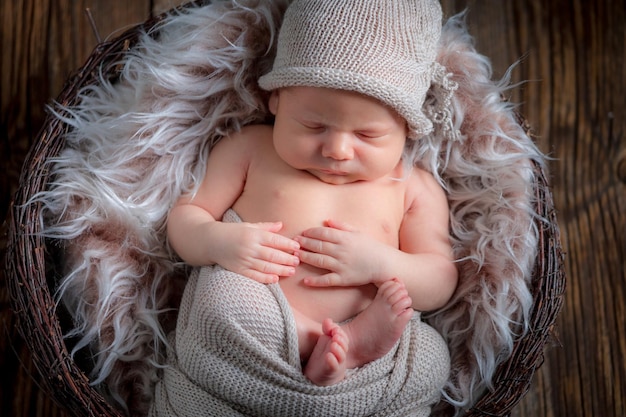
[404,166,447,207]
[213,123,273,154]
[406,165,440,189]
[229,123,273,142]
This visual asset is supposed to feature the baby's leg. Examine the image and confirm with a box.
[303,319,349,386]
[342,278,413,369]
[293,309,349,386]
[292,278,412,385]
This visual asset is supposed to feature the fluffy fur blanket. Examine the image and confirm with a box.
[36,0,545,415]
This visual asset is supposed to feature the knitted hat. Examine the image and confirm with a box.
[258,0,459,140]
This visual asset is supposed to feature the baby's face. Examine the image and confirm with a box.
[269,87,408,185]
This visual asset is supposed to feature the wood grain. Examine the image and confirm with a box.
[2,1,624,416]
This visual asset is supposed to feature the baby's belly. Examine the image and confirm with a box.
[278,263,377,324]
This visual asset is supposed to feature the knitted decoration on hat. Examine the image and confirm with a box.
[258,0,460,141]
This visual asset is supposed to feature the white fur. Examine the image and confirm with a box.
[424,15,542,416]
[33,2,544,415]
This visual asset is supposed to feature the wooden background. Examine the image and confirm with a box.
[1,0,624,416]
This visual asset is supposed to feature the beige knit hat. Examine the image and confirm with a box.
[258,0,459,140]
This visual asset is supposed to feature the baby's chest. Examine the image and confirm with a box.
[237,174,405,241]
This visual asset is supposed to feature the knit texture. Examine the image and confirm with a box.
[149,209,450,417]
[258,0,455,140]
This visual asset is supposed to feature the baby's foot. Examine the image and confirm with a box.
[343,278,413,369]
[303,318,349,386]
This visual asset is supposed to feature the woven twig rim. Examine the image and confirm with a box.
[3,8,175,417]
[465,156,566,416]
[4,3,566,416]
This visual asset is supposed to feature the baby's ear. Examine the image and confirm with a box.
[268,90,279,115]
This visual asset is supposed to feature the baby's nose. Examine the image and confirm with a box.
[322,134,354,160]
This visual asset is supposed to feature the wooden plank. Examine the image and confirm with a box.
[511,1,625,416]
[440,1,626,416]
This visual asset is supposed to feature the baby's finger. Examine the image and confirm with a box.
[299,226,340,244]
[295,235,335,255]
[303,273,342,287]
[240,269,280,284]
[260,246,300,268]
[297,250,337,271]
[324,219,357,232]
[243,259,296,282]
[262,231,301,253]
[248,221,284,233]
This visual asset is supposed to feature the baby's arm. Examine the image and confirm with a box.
[391,170,458,311]
[167,126,300,283]
[297,169,457,311]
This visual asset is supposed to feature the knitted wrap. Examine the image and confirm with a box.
[150,211,450,417]
[258,0,457,140]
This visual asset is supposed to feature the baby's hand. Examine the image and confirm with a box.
[211,221,300,284]
[295,219,387,287]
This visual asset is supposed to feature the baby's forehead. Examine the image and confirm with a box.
[280,86,395,109]
[280,86,407,125]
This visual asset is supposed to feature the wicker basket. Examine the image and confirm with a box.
[4,3,566,417]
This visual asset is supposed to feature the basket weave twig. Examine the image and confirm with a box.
[464,154,566,416]
[4,3,565,416]
[4,10,169,417]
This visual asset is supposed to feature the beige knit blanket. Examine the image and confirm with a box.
[150,210,450,417]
